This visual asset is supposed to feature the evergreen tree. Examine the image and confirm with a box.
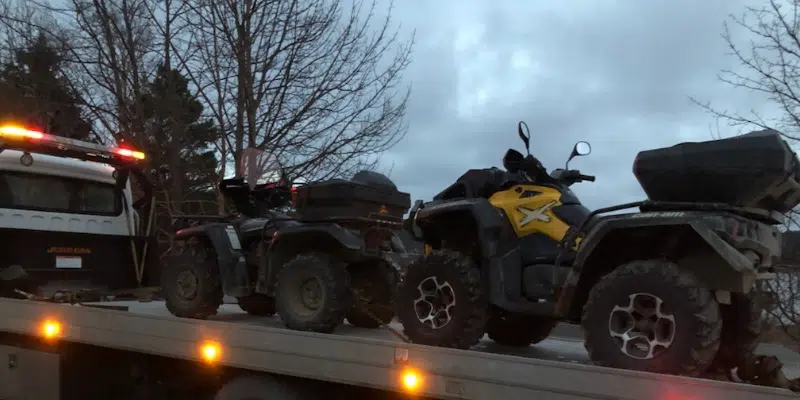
[0,34,92,140]
[141,64,219,206]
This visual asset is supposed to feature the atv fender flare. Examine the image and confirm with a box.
[556,213,757,317]
[173,223,251,297]
[269,223,365,252]
[261,223,365,293]
[415,198,524,304]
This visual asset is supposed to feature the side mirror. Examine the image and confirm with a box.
[517,121,531,155]
[574,141,591,156]
[566,141,591,169]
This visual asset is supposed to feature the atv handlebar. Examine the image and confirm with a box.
[577,173,596,182]
[549,169,595,185]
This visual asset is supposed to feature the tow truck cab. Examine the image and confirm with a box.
[0,125,157,296]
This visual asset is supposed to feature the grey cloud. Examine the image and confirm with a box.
[378,0,769,210]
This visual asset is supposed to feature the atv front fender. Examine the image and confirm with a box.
[557,213,759,317]
[173,223,251,297]
[415,198,524,305]
[269,223,365,252]
[415,198,511,254]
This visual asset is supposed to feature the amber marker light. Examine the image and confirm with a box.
[40,319,63,339]
[200,341,222,364]
[0,125,44,140]
[401,367,423,392]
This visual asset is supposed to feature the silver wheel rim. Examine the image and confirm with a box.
[413,276,456,329]
[608,292,676,360]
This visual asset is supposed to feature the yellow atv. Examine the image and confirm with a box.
[397,122,793,377]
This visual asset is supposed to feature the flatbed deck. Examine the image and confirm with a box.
[0,297,797,399]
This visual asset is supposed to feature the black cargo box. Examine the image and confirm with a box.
[633,129,800,213]
[294,170,411,222]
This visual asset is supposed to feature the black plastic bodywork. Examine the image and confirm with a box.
[256,221,379,295]
[219,177,293,217]
[633,129,800,213]
[295,170,411,222]
[173,223,252,297]
[432,167,518,201]
[413,191,782,319]
[414,198,539,313]
[188,170,411,299]
[555,203,781,319]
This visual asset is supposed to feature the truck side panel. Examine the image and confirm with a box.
[0,344,59,400]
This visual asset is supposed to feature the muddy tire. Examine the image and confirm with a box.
[347,260,397,328]
[487,312,558,346]
[396,249,488,349]
[275,253,350,333]
[162,239,223,319]
[582,259,722,376]
[237,294,277,316]
[711,292,762,372]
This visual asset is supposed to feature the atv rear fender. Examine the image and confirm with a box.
[258,223,365,294]
[173,223,251,297]
[414,198,526,306]
[557,212,768,319]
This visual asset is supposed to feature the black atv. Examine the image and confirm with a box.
[396,122,793,378]
[267,170,411,333]
[160,171,295,319]
[161,150,411,334]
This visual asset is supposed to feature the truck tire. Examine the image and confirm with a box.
[711,292,762,372]
[347,260,396,328]
[487,312,558,346]
[162,238,223,319]
[275,253,351,333]
[215,375,314,400]
[237,294,276,316]
[396,249,488,349]
[582,259,722,377]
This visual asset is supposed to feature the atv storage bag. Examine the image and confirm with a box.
[633,129,800,213]
[294,170,411,222]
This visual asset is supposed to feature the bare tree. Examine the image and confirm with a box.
[173,0,413,181]
[692,0,800,139]
[692,0,800,347]
[0,0,161,145]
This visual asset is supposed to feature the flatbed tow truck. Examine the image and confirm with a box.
[0,127,799,399]
[1,297,800,400]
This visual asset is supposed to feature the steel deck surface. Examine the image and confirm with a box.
[0,298,796,400]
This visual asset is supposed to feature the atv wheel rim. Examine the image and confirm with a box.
[299,278,323,311]
[176,270,199,299]
[608,292,676,360]
[413,276,456,329]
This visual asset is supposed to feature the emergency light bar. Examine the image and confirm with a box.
[0,124,146,167]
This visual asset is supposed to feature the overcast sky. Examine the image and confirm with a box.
[375,0,776,210]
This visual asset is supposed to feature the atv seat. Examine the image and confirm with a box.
[219,177,292,217]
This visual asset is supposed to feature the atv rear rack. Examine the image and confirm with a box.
[584,200,782,225]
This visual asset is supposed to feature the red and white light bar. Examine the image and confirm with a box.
[0,124,146,165]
